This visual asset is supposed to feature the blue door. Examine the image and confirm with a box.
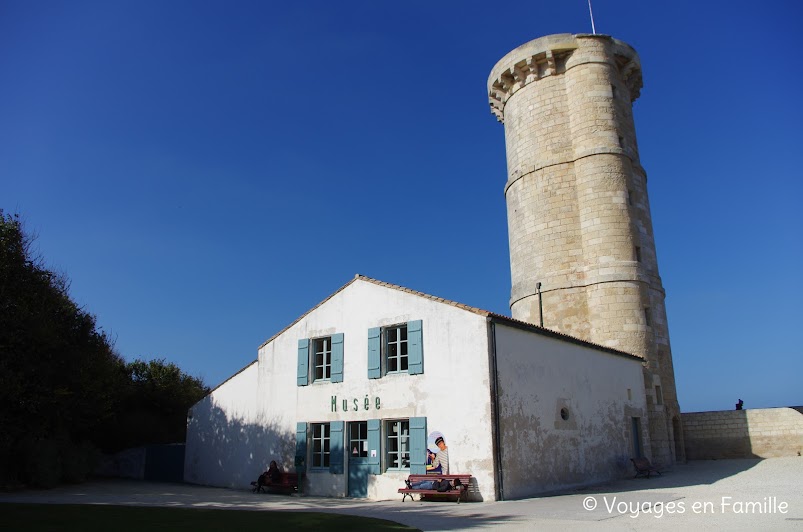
[348,421,370,497]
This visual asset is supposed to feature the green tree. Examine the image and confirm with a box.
[0,211,125,485]
[98,358,209,451]
[1,211,209,486]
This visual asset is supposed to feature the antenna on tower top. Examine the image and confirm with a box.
[587,0,597,34]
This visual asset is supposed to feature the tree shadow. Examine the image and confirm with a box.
[184,396,296,489]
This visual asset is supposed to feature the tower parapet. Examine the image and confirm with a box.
[488,33,683,467]
[488,34,642,122]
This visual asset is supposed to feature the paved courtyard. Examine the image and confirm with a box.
[2,458,801,531]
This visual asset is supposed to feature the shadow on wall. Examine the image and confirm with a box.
[682,407,803,460]
[184,397,295,489]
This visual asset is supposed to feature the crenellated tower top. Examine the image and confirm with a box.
[487,33,642,122]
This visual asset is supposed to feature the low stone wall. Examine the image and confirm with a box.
[682,407,803,459]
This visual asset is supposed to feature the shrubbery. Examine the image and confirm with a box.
[0,211,209,487]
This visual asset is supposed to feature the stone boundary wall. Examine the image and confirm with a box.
[682,407,803,459]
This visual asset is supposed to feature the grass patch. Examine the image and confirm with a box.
[1,503,419,531]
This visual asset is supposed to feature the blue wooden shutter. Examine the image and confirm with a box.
[297,338,309,386]
[367,327,381,379]
[295,422,307,474]
[330,333,344,383]
[366,419,381,474]
[329,421,344,474]
[409,417,427,474]
[407,320,423,375]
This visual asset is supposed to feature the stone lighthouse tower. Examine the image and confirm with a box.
[488,34,683,465]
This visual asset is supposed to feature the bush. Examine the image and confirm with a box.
[21,438,61,489]
[61,441,99,484]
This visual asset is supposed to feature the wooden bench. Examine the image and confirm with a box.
[631,457,661,478]
[398,474,473,503]
[251,472,300,494]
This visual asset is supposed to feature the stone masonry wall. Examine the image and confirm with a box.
[682,407,803,459]
[488,33,682,466]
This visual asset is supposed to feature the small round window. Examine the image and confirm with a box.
[560,407,570,421]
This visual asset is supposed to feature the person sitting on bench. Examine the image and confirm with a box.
[253,460,281,492]
[405,477,463,492]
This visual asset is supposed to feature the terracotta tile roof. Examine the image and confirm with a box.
[258,274,642,361]
[351,274,643,362]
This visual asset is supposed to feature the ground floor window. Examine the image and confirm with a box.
[349,421,368,458]
[386,419,410,469]
[312,423,330,468]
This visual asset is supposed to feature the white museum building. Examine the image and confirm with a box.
[184,275,649,501]
[183,32,684,501]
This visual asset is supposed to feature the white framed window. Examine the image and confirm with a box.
[313,336,332,381]
[349,421,368,458]
[311,423,330,468]
[367,321,422,379]
[297,333,343,386]
[386,419,410,470]
[385,324,408,373]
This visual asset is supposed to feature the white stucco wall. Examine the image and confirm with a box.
[493,322,648,499]
[186,278,497,500]
[184,361,288,488]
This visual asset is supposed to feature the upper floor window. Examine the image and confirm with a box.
[385,325,408,373]
[367,320,423,379]
[297,334,344,386]
[313,337,332,381]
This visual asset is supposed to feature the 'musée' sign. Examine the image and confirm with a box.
[331,395,381,412]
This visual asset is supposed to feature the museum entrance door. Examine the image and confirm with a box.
[347,421,370,497]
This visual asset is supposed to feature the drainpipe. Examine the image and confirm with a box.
[536,282,544,327]
[486,318,504,501]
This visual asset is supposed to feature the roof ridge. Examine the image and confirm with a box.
[257,273,643,360]
[353,273,493,316]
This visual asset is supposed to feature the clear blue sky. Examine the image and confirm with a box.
[2,0,801,413]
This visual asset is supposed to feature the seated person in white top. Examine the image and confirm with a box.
[407,437,450,489]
